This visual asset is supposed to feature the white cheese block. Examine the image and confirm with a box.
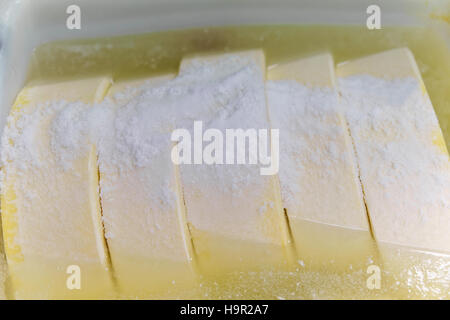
[99,74,198,298]
[337,48,450,298]
[267,53,375,271]
[177,50,293,274]
[1,77,115,299]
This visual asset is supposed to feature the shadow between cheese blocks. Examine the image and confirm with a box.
[0,77,115,299]
[99,74,198,298]
[337,48,450,299]
[267,53,377,273]
[177,50,294,276]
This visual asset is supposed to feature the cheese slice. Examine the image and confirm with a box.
[99,74,198,298]
[337,48,450,298]
[1,77,115,299]
[267,53,375,271]
[177,50,293,275]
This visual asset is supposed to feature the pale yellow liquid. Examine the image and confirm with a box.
[19,25,450,299]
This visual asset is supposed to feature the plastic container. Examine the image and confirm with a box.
[0,0,449,300]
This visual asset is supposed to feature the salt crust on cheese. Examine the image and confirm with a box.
[267,80,367,229]
[177,54,285,244]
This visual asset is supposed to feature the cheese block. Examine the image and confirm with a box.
[1,77,115,299]
[98,74,198,298]
[177,50,294,275]
[337,48,450,298]
[267,53,375,271]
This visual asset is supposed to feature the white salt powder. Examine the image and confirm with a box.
[1,99,103,171]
